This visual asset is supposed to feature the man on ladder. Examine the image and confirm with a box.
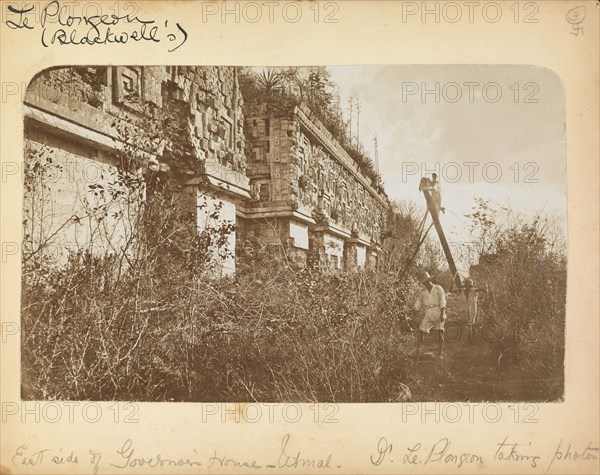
[419,173,444,214]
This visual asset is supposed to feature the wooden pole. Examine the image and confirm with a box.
[398,222,434,284]
[422,189,462,288]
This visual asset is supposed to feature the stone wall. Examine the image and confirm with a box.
[24,66,250,274]
[243,101,389,270]
[26,66,247,175]
[24,66,391,274]
[23,128,132,265]
[162,66,246,174]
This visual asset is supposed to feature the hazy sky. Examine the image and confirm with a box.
[328,65,567,270]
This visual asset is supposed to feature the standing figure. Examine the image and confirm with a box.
[430,173,443,214]
[414,270,447,359]
[419,173,444,214]
[463,278,487,338]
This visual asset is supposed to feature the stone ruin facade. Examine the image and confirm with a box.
[241,102,388,270]
[23,66,388,274]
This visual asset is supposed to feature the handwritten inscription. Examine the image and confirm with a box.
[10,434,336,473]
[110,439,203,469]
[4,1,188,52]
[495,436,541,468]
[278,433,333,469]
[207,451,262,470]
[370,436,599,472]
[565,6,585,36]
[370,436,484,469]
[12,446,79,466]
[547,440,599,473]
[9,434,600,472]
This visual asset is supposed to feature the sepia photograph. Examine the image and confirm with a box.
[20,64,567,403]
[2,1,599,473]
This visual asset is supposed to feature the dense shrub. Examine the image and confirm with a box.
[22,240,416,402]
[21,145,417,401]
[467,204,566,397]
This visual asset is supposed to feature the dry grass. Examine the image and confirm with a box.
[21,244,417,402]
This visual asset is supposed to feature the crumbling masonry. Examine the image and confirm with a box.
[23,66,389,274]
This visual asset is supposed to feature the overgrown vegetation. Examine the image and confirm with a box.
[21,144,416,401]
[21,166,566,401]
[238,67,384,192]
[21,68,566,402]
[466,200,566,389]
[22,245,417,401]
[21,88,419,401]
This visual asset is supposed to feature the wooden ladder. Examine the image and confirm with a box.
[422,188,462,289]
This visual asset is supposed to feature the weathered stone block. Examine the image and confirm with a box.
[216,125,227,139]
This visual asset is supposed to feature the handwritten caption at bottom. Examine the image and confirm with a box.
[11,434,337,474]
[370,436,599,472]
[10,433,599,473]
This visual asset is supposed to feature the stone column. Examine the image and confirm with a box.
[308,228,326,270]
[343,241,358,271]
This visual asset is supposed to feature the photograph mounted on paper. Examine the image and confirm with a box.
[20,65,566,402]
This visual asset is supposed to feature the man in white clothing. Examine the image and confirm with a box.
[414,270,447,359]
[418,174,444,214]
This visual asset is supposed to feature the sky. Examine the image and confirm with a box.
[327,65,567,272]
